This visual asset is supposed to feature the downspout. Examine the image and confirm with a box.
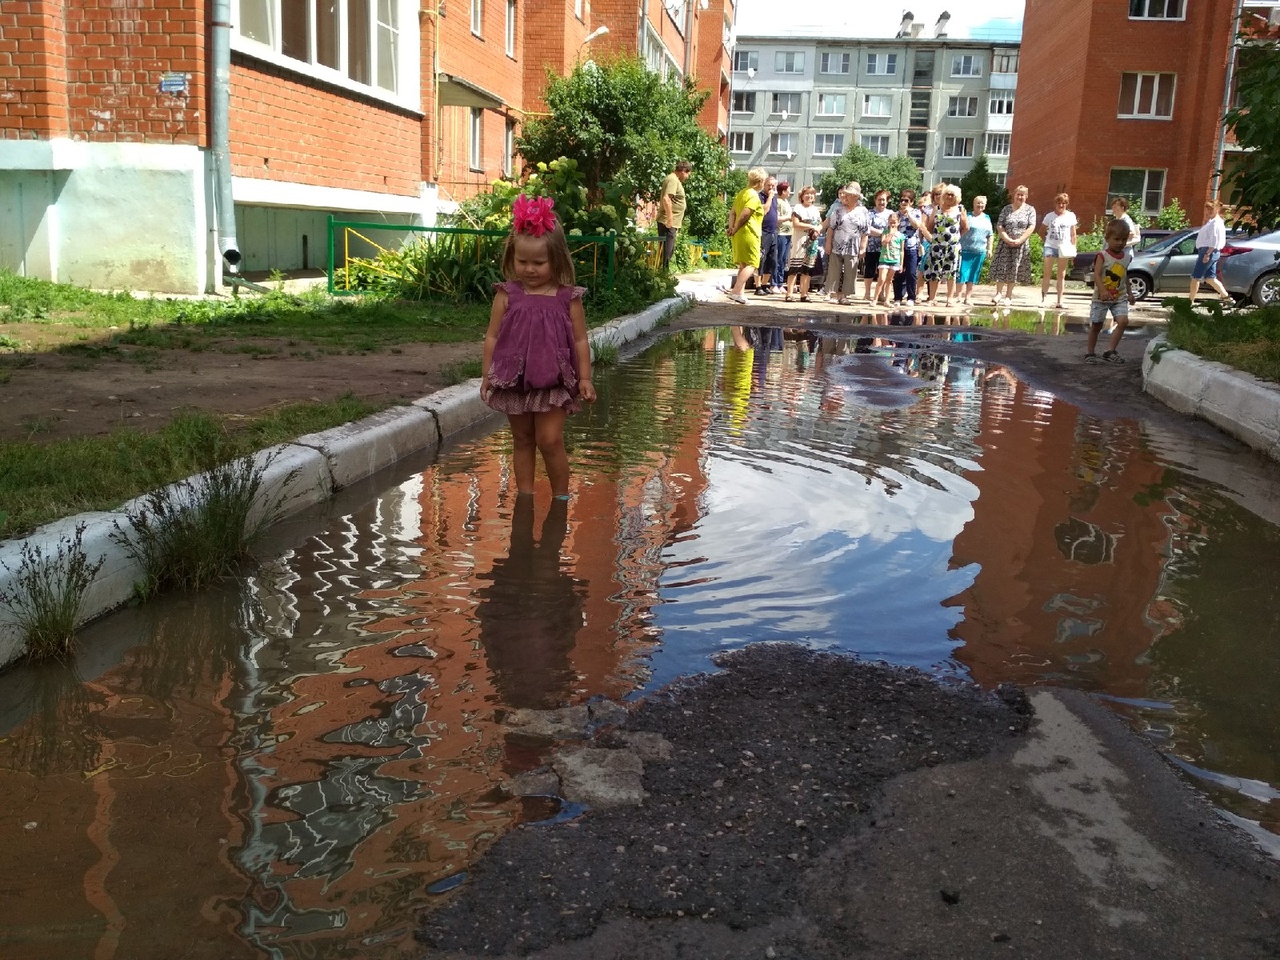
[1212,0,1246,201]
[211,0,242,275]
[683,0,694,79]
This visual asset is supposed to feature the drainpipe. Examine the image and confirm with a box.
[211,0,242,275]
[1212,0,1246,201]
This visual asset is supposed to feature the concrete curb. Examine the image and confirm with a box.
[1142,335,1280,462]
[0,294,690,669]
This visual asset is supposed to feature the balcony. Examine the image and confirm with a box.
[989,71,1017,90]
[986,114,1013,133]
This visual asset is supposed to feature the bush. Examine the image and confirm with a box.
[0,524,104,661]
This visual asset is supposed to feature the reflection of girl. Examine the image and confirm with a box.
[474,497,582,709]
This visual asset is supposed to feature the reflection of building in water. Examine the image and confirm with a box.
[944,374,1180,695]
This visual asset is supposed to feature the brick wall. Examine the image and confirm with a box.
[0,0,69,137]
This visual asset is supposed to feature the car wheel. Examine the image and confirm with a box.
[1128,273,1151,302]
[1251,272,1280,308]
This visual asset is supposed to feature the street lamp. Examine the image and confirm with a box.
[582,25,609,46]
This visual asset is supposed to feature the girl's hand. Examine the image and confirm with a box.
[579,378,597,403]
[479,377,492,402]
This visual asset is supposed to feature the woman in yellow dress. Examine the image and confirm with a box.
[725,167,766,303]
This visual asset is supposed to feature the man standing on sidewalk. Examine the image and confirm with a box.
[657,160,692,271]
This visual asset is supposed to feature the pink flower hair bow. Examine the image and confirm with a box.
[512,194,557,237]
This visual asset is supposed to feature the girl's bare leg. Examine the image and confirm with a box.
[533,408,571,497]
[799,274,811,298]
[508,413,538,494]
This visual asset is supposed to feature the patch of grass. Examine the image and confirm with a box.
[0,394,390,539]
[443,359,483,385]
[1165,299,1280,384]
[113,454,289,597]
[593,343,620,366]
[0,524,104,660]
[0,333,23,351]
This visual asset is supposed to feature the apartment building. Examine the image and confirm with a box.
[727,15,1019,191]
[1010,0,1238,221]
[0,0,733,293]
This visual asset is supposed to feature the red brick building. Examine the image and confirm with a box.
[1010,0,1237,224]
[0,0,733,292]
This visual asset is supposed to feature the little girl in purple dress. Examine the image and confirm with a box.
[481,194,597,498]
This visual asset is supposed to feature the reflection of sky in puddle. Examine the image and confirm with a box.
[1,328,1278,959]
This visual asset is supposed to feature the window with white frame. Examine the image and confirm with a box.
[471,0,482,35]
[470,107,484,170]
[820,52,851,74]
[731,91,756,113]
[504,119,515,177]
[991,51,1018,74]
[235,0,410,96]
[769,132,798,155]
[985,133,1011,155]
[866,52,897,75]
[505,0,515,56]
[943,136,975,158]
[947,96,978,118]
[951,54,982,77]
[775,51,805,73]
[814,133,845,156]
[729,131,755,153]
[1118,72,1175,118]
[771,92,801,116]
[863,94,891,117]
[1129,0,1184,18]
[733,50,758,72]
[989,90,1015,115]
[861,134,890,155]
[992,172,1007,186]
[816,93,846,116]
[1108,168,1166,213]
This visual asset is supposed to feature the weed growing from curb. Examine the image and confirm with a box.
[592,342,619,366]
[114,453,293,598]
[0,524,105,661]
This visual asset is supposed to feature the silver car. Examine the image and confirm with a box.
[1120,230,1198,301]
[1217,229,1280,307]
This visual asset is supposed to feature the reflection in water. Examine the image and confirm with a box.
[0,328,1278,958]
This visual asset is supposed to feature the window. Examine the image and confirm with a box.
[860,135,889,155]
[728,131,754,153]
[1108,168,1166,213]
[906,132,927,165]
[816,93,846,116]
[913,51,934,83]
[469,107,484,170]
[1118,72,1176,118]
[775,51,805,74]
[951,54,982,77]
[992,51,1018,74]
[947,96,978,118]
[863,94,891,117]
[771,92,801,116]
[471,0,482,35]
[815,133,846,155]
[985,133,1011,156]
[769,132,798,155]
[909,91,930,126]
[1129,0,1184,18]
[989,91,1015,115]
[236,0,407,95]
[504,119,515,177]
[733,50,758,72]
[992,172,1006,186]
[820,52,851,74]
[866,52,897,75]
[731,91,756,113]
[505,0,515,56]
[943,136,975,158]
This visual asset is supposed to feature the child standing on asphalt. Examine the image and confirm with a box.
[1085,219,1135,364]
[482,194,597,497]
[874,212,903,305]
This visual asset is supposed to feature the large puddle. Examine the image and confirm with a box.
[2,327,1278,959]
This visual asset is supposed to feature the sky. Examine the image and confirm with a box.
[734,0,1025,41]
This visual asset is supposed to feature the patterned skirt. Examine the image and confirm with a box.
[990,240,1034,284]
[484,385,581,416]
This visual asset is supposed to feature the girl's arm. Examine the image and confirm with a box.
[570,297,596,403]
[480,289,508,399]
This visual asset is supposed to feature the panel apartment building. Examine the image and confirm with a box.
[0,0,734,293]
[727,14,1020,192]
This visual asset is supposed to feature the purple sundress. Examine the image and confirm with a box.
[484,281,586,415]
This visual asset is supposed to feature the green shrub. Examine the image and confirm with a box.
[0,524,104,661]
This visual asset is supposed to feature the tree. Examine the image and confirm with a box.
[1224,27,1280,228]
[958,154,1009,213]
[815,146,921,208]
[518,57,730,239]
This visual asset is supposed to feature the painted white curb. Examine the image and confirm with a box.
[1143,336,1280,462]
[0,294,690,669]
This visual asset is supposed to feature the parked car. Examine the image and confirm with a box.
[1218,229,1280,306]
[1069,229,1177,284]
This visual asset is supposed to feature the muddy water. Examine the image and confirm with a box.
[2,328,1278,959]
